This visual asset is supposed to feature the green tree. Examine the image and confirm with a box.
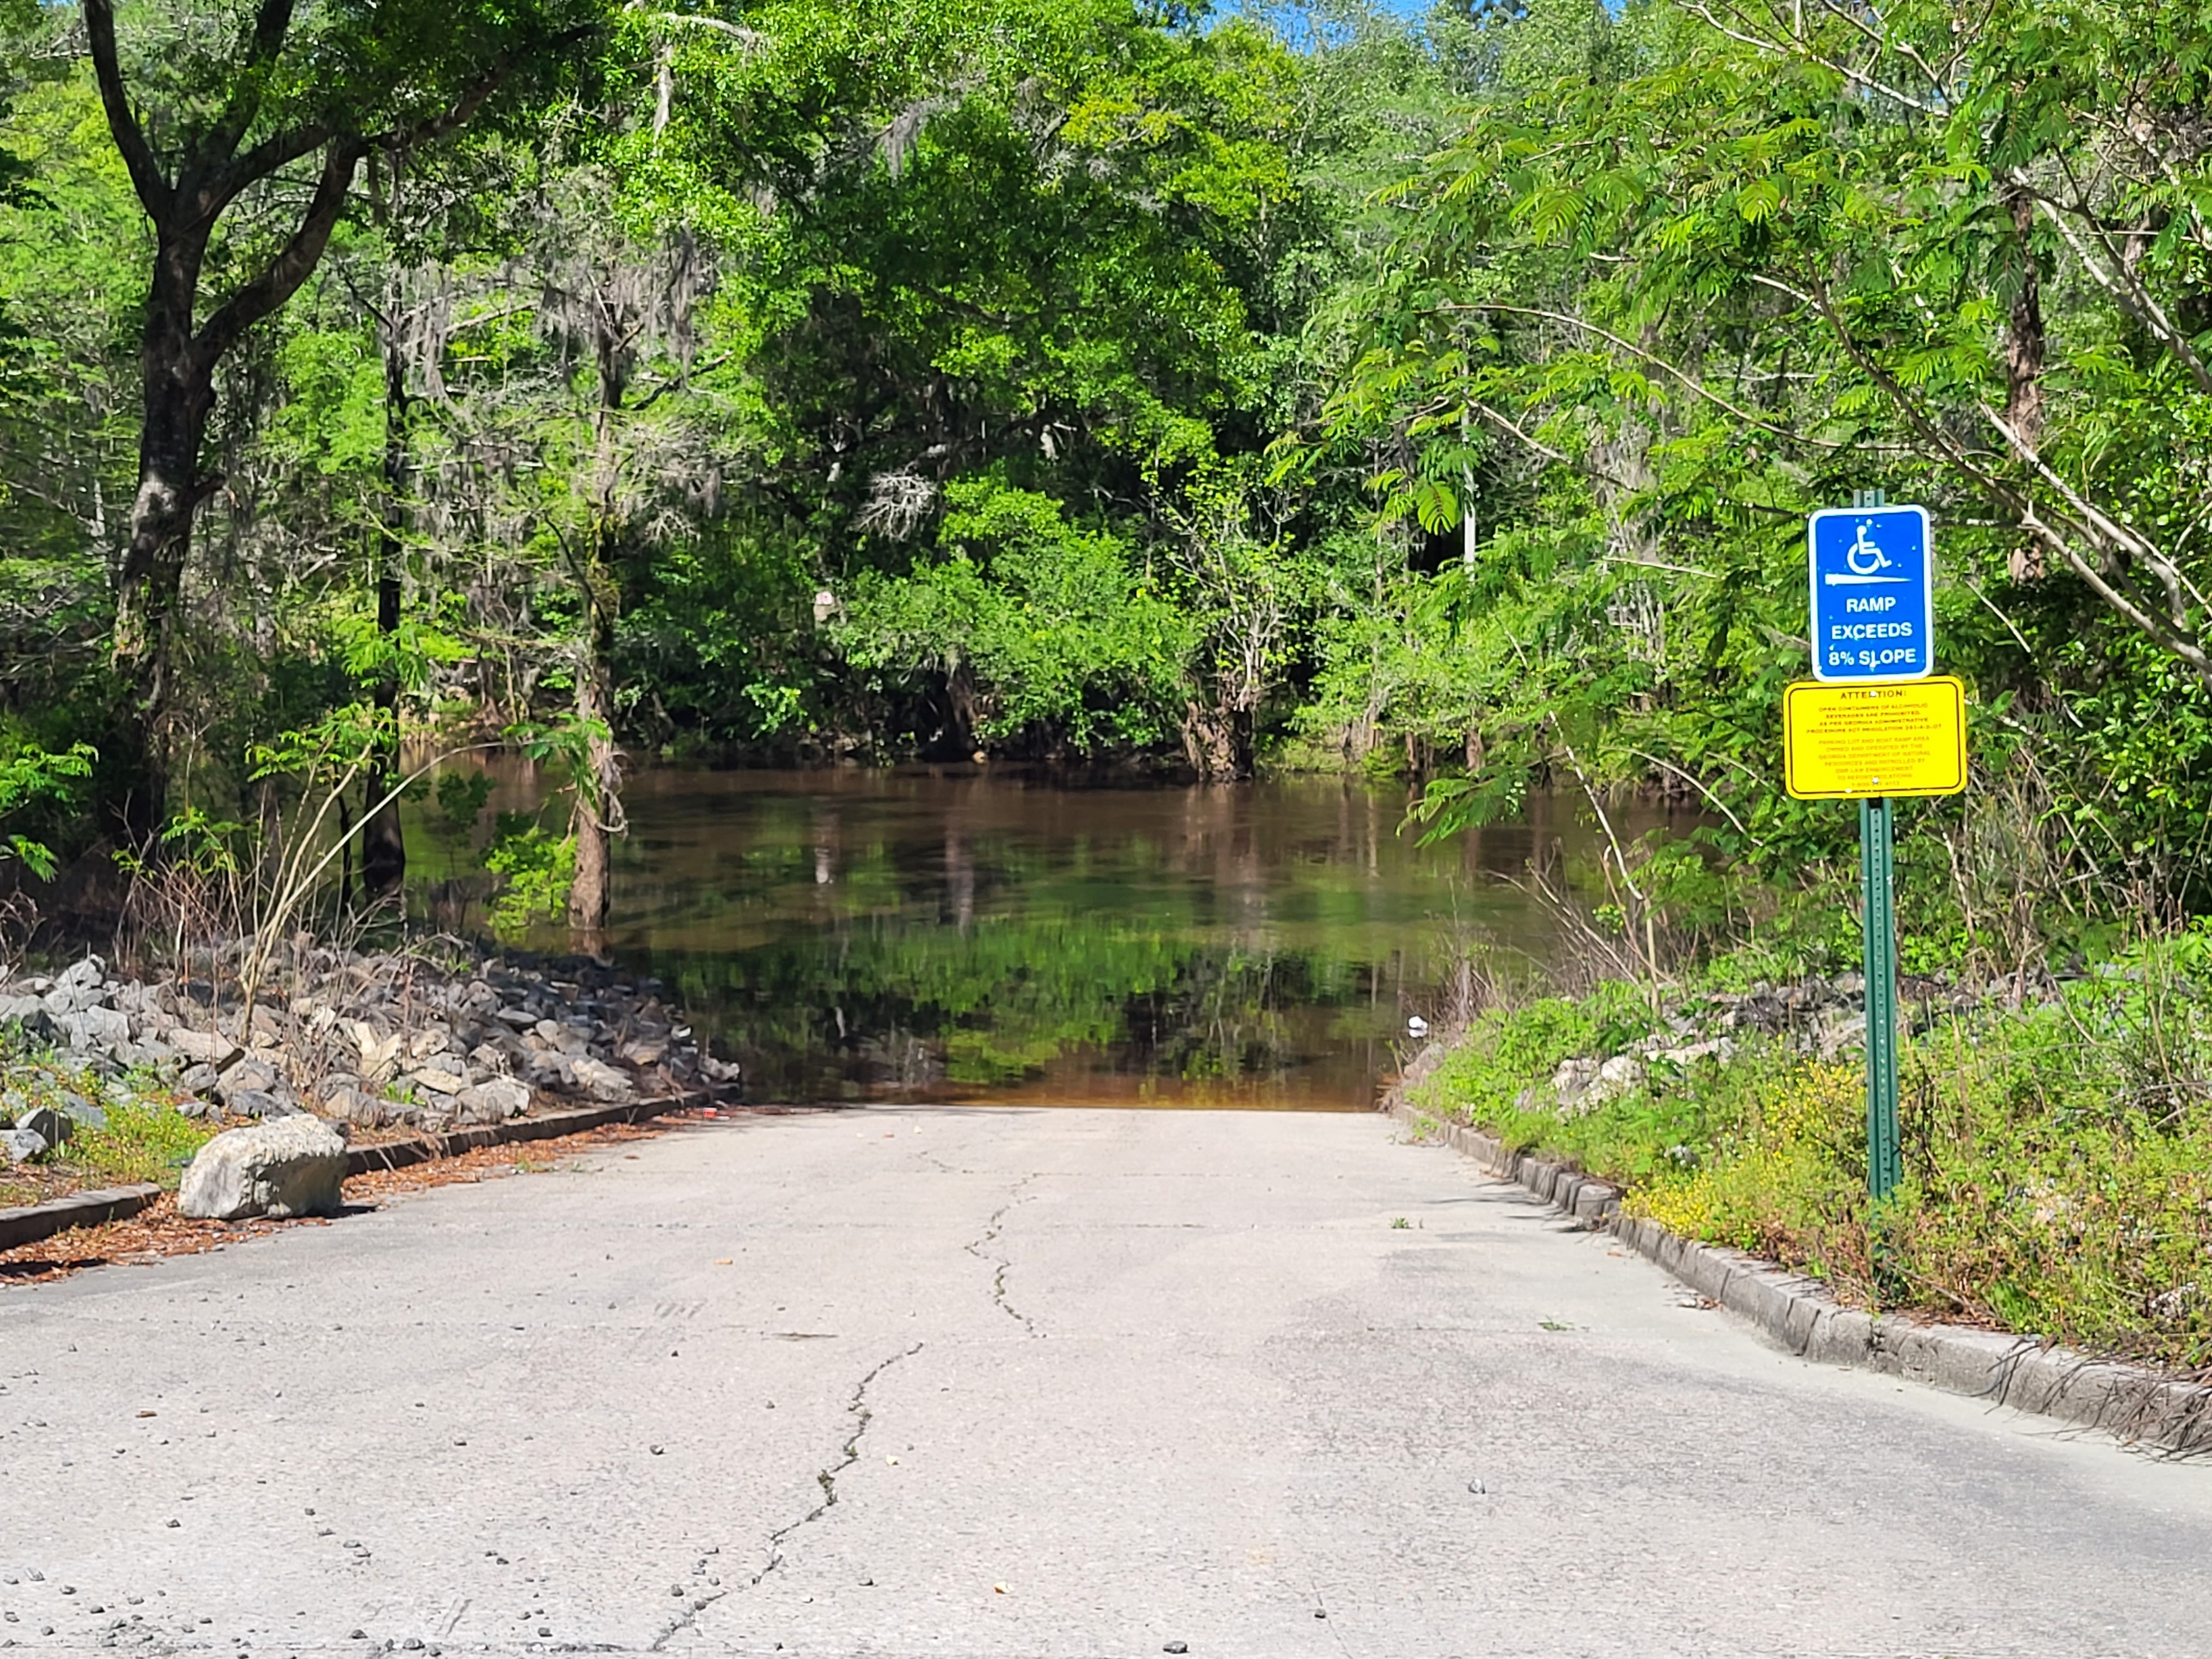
[1322,0,2212,918]
[838,479,1192,756]
[82,0,607,833]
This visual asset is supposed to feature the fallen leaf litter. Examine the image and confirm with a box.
[0,1113,713,1284]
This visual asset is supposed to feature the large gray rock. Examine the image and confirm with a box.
[468,1040,518,1076]
[455,1077,530,1125]
[215,1055,280,1102]
[568,1057,634,1103]
[408,1025,457,1061]
[1561,1054,1644,1116]
[54,956,105,992]
[403,1065,467,1097]
[60,1048,121,1080]
[178,1117,348,1221]
[2,1128,46,1164]
[167,1027,242,1068]
[56,1092,106,1131]
[56,1005,130,1053]
[15,1105,70,1149]
[320,1087,389,1129]
[1550,1056,1599,1108]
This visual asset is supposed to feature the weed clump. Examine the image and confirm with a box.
[1,1046,219,1207]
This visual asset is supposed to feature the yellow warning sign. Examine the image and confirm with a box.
[1783,676,1968,799]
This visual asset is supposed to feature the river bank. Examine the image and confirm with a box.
[1399,932,2212,1374]
[0,944,739,1213]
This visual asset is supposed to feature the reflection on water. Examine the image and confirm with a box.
[406,766,1682,1109]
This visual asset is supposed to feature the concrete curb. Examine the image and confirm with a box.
[0,1089,733,1256]
[344,1086,733,1177]
[1391,1097,2212,1455]
[0,1183,162,1252]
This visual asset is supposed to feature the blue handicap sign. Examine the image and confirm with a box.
[1807,505,1934,681]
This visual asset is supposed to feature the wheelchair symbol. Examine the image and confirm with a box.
[1847,521,1894,577]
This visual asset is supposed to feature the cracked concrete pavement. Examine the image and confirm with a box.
[6,1105,2212,1657]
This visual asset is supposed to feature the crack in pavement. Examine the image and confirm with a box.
[648,1579,729,1651]
[768,1347,924,1567]
[963,1175,1042,1338]
[1310,1574,1355,1658]
[648,1342,922,1649]
[763,1341,926,1568]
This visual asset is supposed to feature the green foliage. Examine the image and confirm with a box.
[0,1045,217,1191]
[0,739,93,878]
[481,812,576,936]
[1414,941,2212,1368]
[1314,0,2212,930]
[0,0,2208,987]
[507,713,612,813]
[64,1092,218,1189]
[139,807,253,881]
[246,705,386,787]
[837,481,1192,755]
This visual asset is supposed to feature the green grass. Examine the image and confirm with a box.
[64,1095,218,1187]
[3,1057,221,1198]
[1410,932,2212,1372]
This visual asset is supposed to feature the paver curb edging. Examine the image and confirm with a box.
[343,1086,735,1177]
[0,1183,162,1251]
[0,1090,735,1256]
[1389,1096,2212,1455]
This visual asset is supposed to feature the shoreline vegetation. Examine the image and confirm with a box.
[1402,926,2212,1377]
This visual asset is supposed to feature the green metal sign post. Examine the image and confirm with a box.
[1848,488,1902,1203]
[1859,795,1901,1201]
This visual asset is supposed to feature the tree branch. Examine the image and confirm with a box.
[208,121,342,223]
[1679,0,1945,116]
[1803,0,1953,107]
[363,28,599,157]
[1981,403,2209,629]
[2018,176,2212,398]
[82,0,171,216]
[1444,300,1848,450]
[194,139,366,367]
[205,0,301,162]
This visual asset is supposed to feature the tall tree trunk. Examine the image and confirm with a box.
[1180,698,1255,781]
[360,336,410,900]
[85,0,408,836]
[2004,184,2048,584]
[567,538,619,941]
[567,338,627,942]
[946,655,979,756]
[112,235,216,842]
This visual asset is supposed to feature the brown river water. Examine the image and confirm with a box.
[405,766,1692,1110]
